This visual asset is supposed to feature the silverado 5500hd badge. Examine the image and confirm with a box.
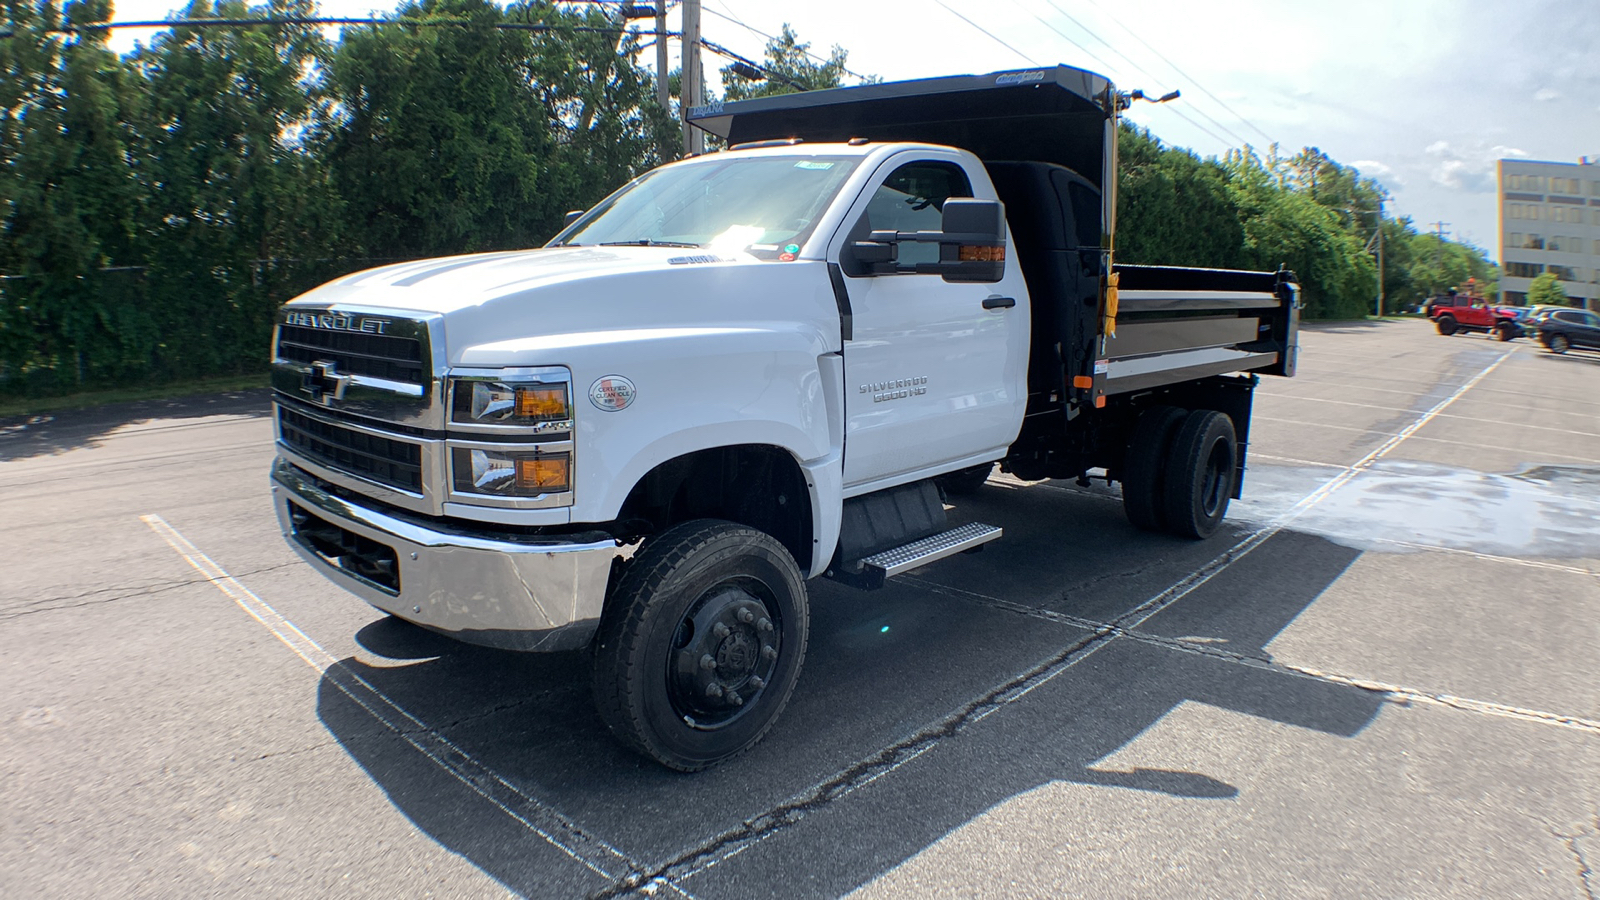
[860,376,929,403]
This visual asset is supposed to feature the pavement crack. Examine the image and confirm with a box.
[392,696,547,737]
[911,578,1600,737]
[1554,812,1598,900]
[0,562,299,621]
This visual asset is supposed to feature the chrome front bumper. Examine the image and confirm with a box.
[271,458,618,652]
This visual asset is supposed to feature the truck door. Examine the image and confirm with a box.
[830,154,1030,491]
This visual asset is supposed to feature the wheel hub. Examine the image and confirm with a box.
[669,585,779,727]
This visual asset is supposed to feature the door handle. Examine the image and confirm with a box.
[982,295,1016,310]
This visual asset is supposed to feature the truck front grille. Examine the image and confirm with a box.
[278,407,423,492]
[276,325,425,384]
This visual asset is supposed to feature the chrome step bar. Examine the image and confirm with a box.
[861,522,1002,581]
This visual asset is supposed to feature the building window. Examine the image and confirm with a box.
[1505,291,1527,304]
[1520,234,1545,250]
[1551,176,1582,195]
[1549,264,1578,281]
[1591,180,1600,196]
[1506,261,1543,278]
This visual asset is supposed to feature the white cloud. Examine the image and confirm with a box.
[1422,140,1499,193]
[1534,87,1562,102]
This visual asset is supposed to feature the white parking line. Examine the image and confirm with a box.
[139,514,677,897]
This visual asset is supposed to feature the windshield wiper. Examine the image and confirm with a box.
[598,239,702,248]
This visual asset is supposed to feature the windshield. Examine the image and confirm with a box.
[553,156,860,260]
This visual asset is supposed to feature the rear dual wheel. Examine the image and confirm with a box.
[1121,406,1238,539]
[592,520,809,771]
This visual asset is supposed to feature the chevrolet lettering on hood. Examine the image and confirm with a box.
[283,311,391,335]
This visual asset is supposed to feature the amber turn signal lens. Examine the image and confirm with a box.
[516,455,570,492]
[958,245,1005,262]
[515,385,569,420]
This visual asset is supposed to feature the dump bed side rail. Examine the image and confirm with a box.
[1101,264,1299,396]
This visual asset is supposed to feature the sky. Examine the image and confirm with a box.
[101,0,1600,261]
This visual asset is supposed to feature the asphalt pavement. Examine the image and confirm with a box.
[3,320,1598,898]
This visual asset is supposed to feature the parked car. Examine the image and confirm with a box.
[1426,293,1520,340]
[1537,307,1600,353]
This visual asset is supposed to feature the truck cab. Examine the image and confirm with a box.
[270,65,1300,769]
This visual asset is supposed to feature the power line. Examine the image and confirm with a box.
[1033,0,1253,149]
[698,1,865,80]
[1006,0,1116,74]
[933,0,1039,66]
[1081,0,1278,146]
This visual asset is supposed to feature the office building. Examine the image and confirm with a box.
[1498,156,1599,309]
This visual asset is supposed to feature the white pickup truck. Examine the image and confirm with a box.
[270,66,1299,770]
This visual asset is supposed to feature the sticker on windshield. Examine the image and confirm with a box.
[794,161,835,170]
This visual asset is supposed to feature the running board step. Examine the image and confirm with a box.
[837,522,1001,589]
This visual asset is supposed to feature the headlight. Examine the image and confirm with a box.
[451,378,571,428]
[453,447,571,496]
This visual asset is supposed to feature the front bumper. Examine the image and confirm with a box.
[271,457,618,652]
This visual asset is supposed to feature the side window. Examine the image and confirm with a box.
[857,161,972,268]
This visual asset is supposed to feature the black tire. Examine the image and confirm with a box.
[1548,333,1570,354]
[1436,316,1457,336]
[1121,405,1186,532]
[938,462,994,496]
[1162,410,1238,539]
[592,519,809,771]
[1495,323,1515,342]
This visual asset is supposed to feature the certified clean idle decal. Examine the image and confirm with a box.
[589,375,637,411]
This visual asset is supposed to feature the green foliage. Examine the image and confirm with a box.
[1527,272,1570,306]
[0,0,682,396]
[718,23,857,102]
[1115,127,1498,319]
[1116,125,1242,268]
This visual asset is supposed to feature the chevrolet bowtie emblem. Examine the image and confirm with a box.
[301,361,352,404]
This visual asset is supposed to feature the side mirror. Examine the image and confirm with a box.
[562,209,585,227]
[933,199,1006,284]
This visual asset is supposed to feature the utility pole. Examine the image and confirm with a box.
[681,0,703,156]
[1375,213,1385,318]
[1431,220,1450,294]
[655,4,669,114]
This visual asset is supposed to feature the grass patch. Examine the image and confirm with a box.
[0,374,269,418]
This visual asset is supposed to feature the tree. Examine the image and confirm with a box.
[1527,272,1570,306]
[718,23,859,101]
[0,0,145,390]
[1116,124,1242,269]
[129,0,337,378]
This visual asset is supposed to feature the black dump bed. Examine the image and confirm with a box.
[690,66,1299,406]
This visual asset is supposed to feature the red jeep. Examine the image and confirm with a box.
[1426,293,1520,341]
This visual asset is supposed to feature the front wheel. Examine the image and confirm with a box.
[1496,323,1515,342]
[1436,316,1458,336]
[1548,333,1571,354]
[592,520,809,771]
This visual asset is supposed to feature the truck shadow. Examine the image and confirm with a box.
[314,480,1382,898]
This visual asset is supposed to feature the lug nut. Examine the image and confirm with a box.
[712,623,731,639]
[705,683,723,698]
[699,654,717,671]
[726,691,744,706]
[761,645,778,661]
[737,608,755,624]
[757,617,773,633]
[748,676,765,689]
